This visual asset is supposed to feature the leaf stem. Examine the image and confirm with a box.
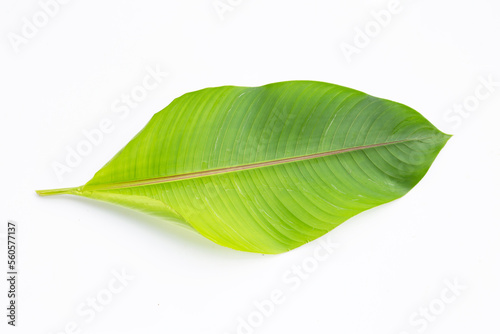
[35,186,81,196]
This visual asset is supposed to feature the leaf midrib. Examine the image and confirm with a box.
[82,137,428,192]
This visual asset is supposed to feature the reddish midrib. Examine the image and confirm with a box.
[83,138,421,191]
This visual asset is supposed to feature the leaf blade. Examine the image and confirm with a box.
[37,81,451,253]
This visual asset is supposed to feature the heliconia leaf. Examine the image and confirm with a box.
[37,81,451,254]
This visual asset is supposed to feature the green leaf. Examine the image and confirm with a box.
[37,81,451,254]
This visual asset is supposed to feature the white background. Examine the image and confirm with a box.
[1,0,499,333]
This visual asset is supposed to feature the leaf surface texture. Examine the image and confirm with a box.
[38,81,450,253]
